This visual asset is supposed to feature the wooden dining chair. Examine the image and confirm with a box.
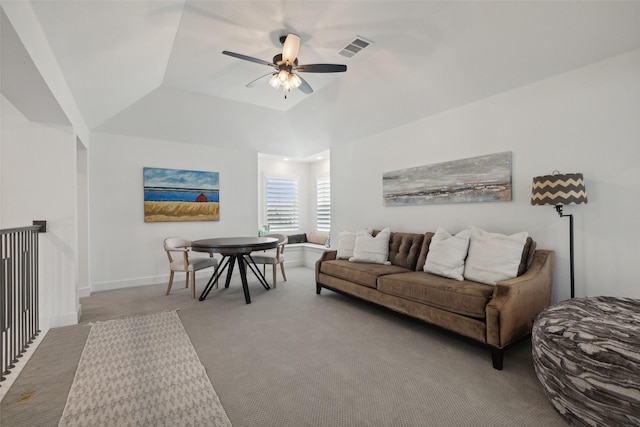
[250,234,287,288]
[163,237,218,298]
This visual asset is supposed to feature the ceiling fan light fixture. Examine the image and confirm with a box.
[281,33,300,64]
[289,73,302,89]
[269,74,280,88]
[277,69,289,83]
[269,70,300,93]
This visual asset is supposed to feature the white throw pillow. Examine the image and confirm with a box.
[349,228,391,265]
[463,227,528,285]
[336,231,358,259]
[307,232,328,245]
[336,229,371,259]
[423,227,470,281]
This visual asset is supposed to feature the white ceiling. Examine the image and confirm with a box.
[4,1,640,159]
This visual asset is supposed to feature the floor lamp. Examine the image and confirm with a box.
[531,172,588,298]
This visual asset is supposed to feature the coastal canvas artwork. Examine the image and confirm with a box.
[383,152,512,206]
[143,167,220,222]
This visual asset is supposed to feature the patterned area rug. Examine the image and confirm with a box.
[58,311,231,426]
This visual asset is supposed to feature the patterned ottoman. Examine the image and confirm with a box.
[532,297,640,426]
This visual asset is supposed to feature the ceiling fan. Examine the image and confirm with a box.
[222,33,347,97]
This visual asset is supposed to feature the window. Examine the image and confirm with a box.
[265,176,299,231]
[316,176,331,232]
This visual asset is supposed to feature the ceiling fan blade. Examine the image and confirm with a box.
[295,63,347,73]
[246,73,274,88]
[297,75,313,94]
[281,34,300,64]
[222,51,276,68]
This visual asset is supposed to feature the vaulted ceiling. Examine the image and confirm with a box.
[2,1,639,158]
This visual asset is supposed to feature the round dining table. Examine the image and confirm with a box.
[191,237,278,304]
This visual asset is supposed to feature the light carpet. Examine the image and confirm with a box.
[58,311,231,427]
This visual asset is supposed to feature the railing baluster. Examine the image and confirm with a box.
[0,223,45,386]
[10,231,17,367]
[1,237,7,382]
[31,229,40,342]
[20,230,28,355]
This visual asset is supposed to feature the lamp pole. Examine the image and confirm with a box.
[555,205,575,298]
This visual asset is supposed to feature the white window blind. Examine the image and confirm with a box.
[316,176,331,232]
[265,176,299,231]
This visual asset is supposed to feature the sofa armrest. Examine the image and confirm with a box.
[485,250,555,349]
[315,250,337,283]
[319,249,337,262]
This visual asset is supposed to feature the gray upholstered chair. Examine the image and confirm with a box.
[163,237,218,298]
[250,233,287,288]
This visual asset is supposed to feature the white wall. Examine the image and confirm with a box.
[75,137,90,298]
[89,132,258,292]
[331,50,640,303]
[2,3,91,328]
[1,1,90,142]
[1,95,78,328]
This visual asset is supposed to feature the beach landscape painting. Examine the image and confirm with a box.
[383,152,512,206]
[143,167,220,222]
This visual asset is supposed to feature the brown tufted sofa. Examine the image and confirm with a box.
[315,230,555,370]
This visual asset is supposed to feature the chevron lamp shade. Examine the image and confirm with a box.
[531,173,588,206]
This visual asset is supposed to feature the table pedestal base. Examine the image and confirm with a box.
[199,254,270,303]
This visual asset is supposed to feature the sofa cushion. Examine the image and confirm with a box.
[307,232,329,245]
[336,230,358,259]
[415,232,434,272]
[287,233,307,244]
[518,237,536,276]
[423,227,470,281]
[336,228,372,259]
[464,227,528,285]
[371,230,425,271]
[350,228,391,265]
[320,260,410,289]
[377,271,495,319]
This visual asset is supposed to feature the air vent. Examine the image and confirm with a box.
[337,36,373,59]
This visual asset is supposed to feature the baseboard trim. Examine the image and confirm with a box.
[53,309,82,328]
[78,286,91,298]
[91,274,223,294]
[92,275,169,293]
